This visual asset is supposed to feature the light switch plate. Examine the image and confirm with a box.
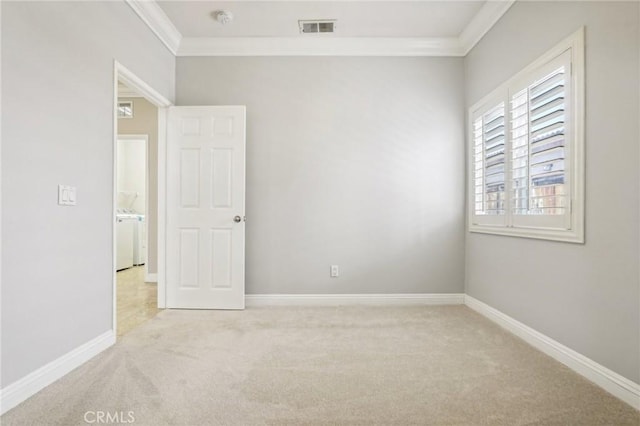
[58,185,77,206]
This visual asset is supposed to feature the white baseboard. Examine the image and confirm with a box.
[464,295,640,410]
[145,273,157,283]
[0,330,116,415]
[245,293,465,307]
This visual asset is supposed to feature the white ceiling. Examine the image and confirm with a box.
[126,0,515,56]
[157,1,485,38]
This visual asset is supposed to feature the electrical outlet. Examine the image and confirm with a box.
[330,265,339,278]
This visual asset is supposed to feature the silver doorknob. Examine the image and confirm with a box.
[234,215,242,223]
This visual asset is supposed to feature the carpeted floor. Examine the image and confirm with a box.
[2,305,639,425]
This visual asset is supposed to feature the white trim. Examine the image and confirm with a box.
[0,331,115,415]
[145,273,158,283]
[468,224,585,244]
[245,293,465,307]
[178,37,464,57]
[458,0,515,55]
[465,295,640,410]
[124,0,181,55]
[127,0,513,57]
[112,64,119,334]
[157,108,167,309]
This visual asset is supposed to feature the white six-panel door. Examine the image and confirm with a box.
[166,106,246,309]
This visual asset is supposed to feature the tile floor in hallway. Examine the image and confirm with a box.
[116,266,161,337]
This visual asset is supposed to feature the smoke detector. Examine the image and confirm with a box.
[299,20,337,34]
[214,10,234,25]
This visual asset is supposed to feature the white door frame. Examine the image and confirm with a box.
[113,61,171,335]
[117,134,149,276]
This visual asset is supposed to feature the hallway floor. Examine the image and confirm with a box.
[117,266,161,337]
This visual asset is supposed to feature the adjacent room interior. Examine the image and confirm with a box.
[115,82,162,336]
[1,0,639,424]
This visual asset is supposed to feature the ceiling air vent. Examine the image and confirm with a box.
[299,20,337,34]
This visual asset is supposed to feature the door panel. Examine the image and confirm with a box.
[179,228,199,288]
[180,149,200,207]
[166,106,246,309]
[211,149,232,208]
[211,229,232,288]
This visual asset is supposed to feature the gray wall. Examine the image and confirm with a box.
[465,1,639,383]
[177,57,466,295]
[118,97,159,274]
[1,1,175,387]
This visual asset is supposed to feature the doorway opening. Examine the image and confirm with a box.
[113,62,171,337]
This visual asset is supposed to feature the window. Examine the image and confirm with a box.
[468,28,584,243]
[118,101,133,118]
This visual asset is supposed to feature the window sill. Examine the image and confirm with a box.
[468,224,584,244]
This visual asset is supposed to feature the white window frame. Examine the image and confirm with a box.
[467,27,585,243]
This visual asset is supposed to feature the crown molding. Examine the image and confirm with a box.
[125,0,182,55]
[128,0,514,57]
[459,0,515,55]
[178,37,464,57]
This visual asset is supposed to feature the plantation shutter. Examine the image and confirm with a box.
[471,101,506,226]
[468,29,583,242]
[509,50,572,230]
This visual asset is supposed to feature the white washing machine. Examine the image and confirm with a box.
[116,213,145,270]
[116,215,135,271]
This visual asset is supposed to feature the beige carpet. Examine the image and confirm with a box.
[2,305,638,425]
